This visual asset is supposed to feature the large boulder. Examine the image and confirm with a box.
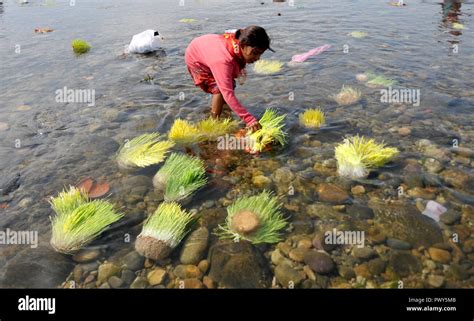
[208,240,271,288]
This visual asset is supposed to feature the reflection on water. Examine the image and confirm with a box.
[0,0,473,288]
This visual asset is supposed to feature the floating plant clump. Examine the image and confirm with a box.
[215,190,287,244]
[197,117,238,141]
[331,85,362,106]
[135,202,196,260]
[253,59,283,75]
[50,186,123,254]
[365,71,397,87]
[349,31,368,38]
[71,39,91,54]
[168,119,204,145]
[116,133,175,169]
[247,109,287,153]
[299,108,326,128]
[335,135,399,179]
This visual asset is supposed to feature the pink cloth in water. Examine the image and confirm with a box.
[291,44,331,63]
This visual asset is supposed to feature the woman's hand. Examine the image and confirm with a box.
[247,122,262,133]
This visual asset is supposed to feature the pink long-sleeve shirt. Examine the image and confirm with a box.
[185,34,257,126]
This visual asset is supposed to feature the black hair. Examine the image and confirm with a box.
[235,25,272,51]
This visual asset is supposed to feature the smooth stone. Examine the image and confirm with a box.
[174,265,202,279]
[297,238,313,249]
[312,233,338,252]
[272,167,295,185]
[121,269,136,285]
[0,246,74,288]
[367,258,386,275]
[339,266,356,280]
[317,183,350,204]
[108,276,124,289]
[78,262,99,273]
[289,248,309,263]
[97,262,121,284]
[352,247,377,260]
[353,264,370,279]
[275,262,306,288]
[369,199,443,247]
[181,278,204,289]
[203,276,215,289]
[347,204,374,220]
[428,247,451,264]
[147,268,167,286]
[179,227,209,265]
[208,241,271,288]
[387,238,412,250]
[440,210,461,225]
[252,175,272,188]
[121,251,145,271]
[72,249,101,263]
[423,158,444,173]
[351,185,366,195]
[198,260,209,273]
[389,251,422,277]
[303,251,335,275]
[130,276,149,289]
[271,249,293,266]
[398,127,411,136]
[427,275,445,288]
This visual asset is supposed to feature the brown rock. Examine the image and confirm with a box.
[428,247,451,264]
[351,185,366,195]
[174,265,203,279]
[398,127,411,136]
[203,276,215,289]
[289,248,308,263]
[317,183,350,204]
[147,268,167,286]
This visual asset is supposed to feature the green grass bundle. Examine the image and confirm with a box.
[335,135,399,179]
[197,117,238,141]
[215,191,287,244]
[135,202,196,260]
[247,109,287,153]
[116,133,175,169]
[71,39,91,54]
[50,186,123,254]
[153,153,207,202]
[299,108,326,128]
[365,72,397,87]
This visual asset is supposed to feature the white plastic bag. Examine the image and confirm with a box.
[127,29,163,54]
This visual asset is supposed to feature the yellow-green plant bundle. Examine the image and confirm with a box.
[116,133,175,169]
[135,202,196,260]
[71,39,91,54]
[153,153,207,202]
[50,186,123,254]
[215,190,287,244]
[197,117,238,141]
[253,60,283,75]
[299,108,326,128]
[247,109,287,153]
[331,85,362,106]
[349,31,368,38]
[168,119,204,145]
[335,135,399,179]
